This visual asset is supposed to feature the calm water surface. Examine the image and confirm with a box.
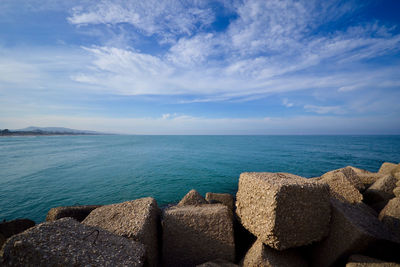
[1,135,399,222]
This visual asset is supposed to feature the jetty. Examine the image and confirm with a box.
[1,162,400,266]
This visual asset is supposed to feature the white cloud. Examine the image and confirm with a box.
[64,0,400,103]
[0,46,89,91]
[71,44,400,102]
[0,60,40,88]
[304,105,346,115]
[338,85,363,92]
[70,46,176,95]
[161,113,171,119]
[167,33,216,66]
[227,0,312,55]
[1,0,400,131]
[282,98,293,108]
[0,0,84,14]
[68,0,215,42]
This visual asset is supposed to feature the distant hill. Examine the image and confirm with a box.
[15,126,99,134]
[1,126,104,136]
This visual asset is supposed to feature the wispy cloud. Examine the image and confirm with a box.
[304,105,346,115]
[282,98,294,108]
[68,0,216,43]
[70,44,400,100]
[65,0,400,103]
[0,46,88,91]
[1,0,400,134]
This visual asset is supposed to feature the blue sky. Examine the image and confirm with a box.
[0,0,399,134]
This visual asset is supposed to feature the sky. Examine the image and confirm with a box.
[0,0,399,134]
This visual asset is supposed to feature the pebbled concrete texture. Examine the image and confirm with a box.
[236,172,331,250]
[364,175,397,205]
[311,199,400,267]
[1,218,145,267]
[346,254,400,267]
[319,171,363,203]
[46,205,101,222]
[242,239,307,267]
[162,204,235,267]
[178,189,208,206]
[83,197,160,267]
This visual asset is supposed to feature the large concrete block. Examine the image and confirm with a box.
[378,162,399,175]
[364,175,397,205]
[311,199,400,267]
[319,171,363,203]
[178,189,208,206]
[346,166,382,187]
[346,255,400,267]
[379,197,400,240]
[242,240,307,267]
[162,204,235,266]
[393,168,400,180]
[1,218,145,266]
[236,172,331,250]
[323,166,366,191]
[394,187,400,197]
[83,197,160,267]
[46,205,101,222]
[205,192,234,212]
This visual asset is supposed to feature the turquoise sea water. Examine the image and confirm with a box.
[1,135,400,222]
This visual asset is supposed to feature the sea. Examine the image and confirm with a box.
[1,135,400,223]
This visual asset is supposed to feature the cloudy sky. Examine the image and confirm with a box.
[1,0,399,134]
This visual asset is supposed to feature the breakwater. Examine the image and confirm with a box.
[1,162,400,266]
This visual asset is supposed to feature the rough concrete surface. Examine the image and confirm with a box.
[242,240,308,267]
[346,254,400,267]
[393,187,400,197]
[319,171,363,203]
[346,166,382,187]
[378,197,400,240]
[391,165,400,180]
[83,197,160,267]
[1,218,145,267]
[162,204,235,266]
[364,175,397,205]
[46,205,101,222]
[178,189,208,206]
[205,192,234,212]
[323,166,366,191]
[236,172,331,250]
[311,199,400,267]
[378,163,399,176]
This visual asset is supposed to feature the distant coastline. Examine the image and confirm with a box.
[0,126,104,136]
[0,130,99,136]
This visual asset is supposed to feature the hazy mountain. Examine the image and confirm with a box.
[14,126,100,134]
